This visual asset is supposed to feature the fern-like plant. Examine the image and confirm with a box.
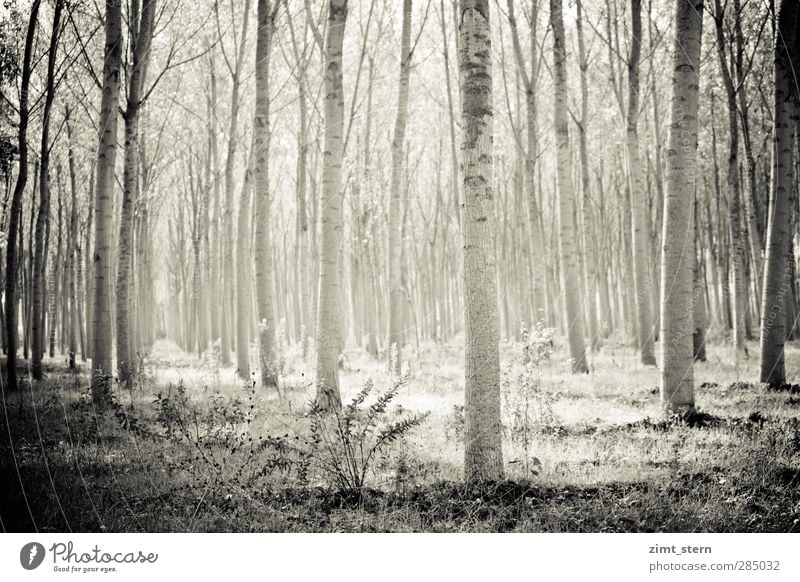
[303,376,430,496]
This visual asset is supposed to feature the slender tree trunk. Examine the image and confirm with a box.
[91,0,123,401]
[117,0,155,384]
[315,0,348,410]
[713,0,748,355]
[31,0,63,379]
[254,0,279,390]
[460,0,504,483]
[388,0,412,375]
[221,0,253,368]
[627,0,656,366]
[660,0,703,415]
[236,146,255,380]
[551,0,588,373]
[759,0,799,387]
[576,0,599,351]
[3,0,41,391]
[66,107,78,369]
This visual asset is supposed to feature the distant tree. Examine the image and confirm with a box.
[551,0,588,374]
[627,0,657,366]
[31,0,64,380]
[387,0,412,376]
[117,0,157,385]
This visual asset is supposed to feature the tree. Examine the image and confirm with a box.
[387,0,413,376]
[217,0,253,367]
[3,0,41,392]
[254,0,280,390]
[460,0,504,483]
[660,0,703,414]
[627,0,656,366]
[91,0,124,402]
[713,0,748,355]
[31,0,64,380]
[505,0,547,327]
[117,0,157,385]
[758,0,799,387]
[315,0,348,411]
[236,142,255,380]
[550,0,588,374]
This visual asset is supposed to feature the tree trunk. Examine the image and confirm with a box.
[117,0,156,385]
[221,0,253,368]
[254,0,279,390]
[314,0,348,410]
[627,0,656,366]
[91,0,123,401]
[660,0,703,415]
[551,0,588,373]
[460,0,504,483]
[66,107,78,369]
[759,0,799,387]
[3,0,41,391]
[388,0,412,375]
[713,0,748,355]
[236,145,255,380]
[576,0,599,352]
[31,0,63,379]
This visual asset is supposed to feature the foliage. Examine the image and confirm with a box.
[299,376,431,497]
[502,322,555,476]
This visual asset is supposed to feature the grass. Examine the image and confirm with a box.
[1,332,799,532]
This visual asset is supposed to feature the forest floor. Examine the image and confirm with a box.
[1,331,800,532]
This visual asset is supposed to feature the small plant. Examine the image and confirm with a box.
[301,376,430,497]
[503,321,556,476]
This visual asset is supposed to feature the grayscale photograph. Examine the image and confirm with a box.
[0,0,798,536]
